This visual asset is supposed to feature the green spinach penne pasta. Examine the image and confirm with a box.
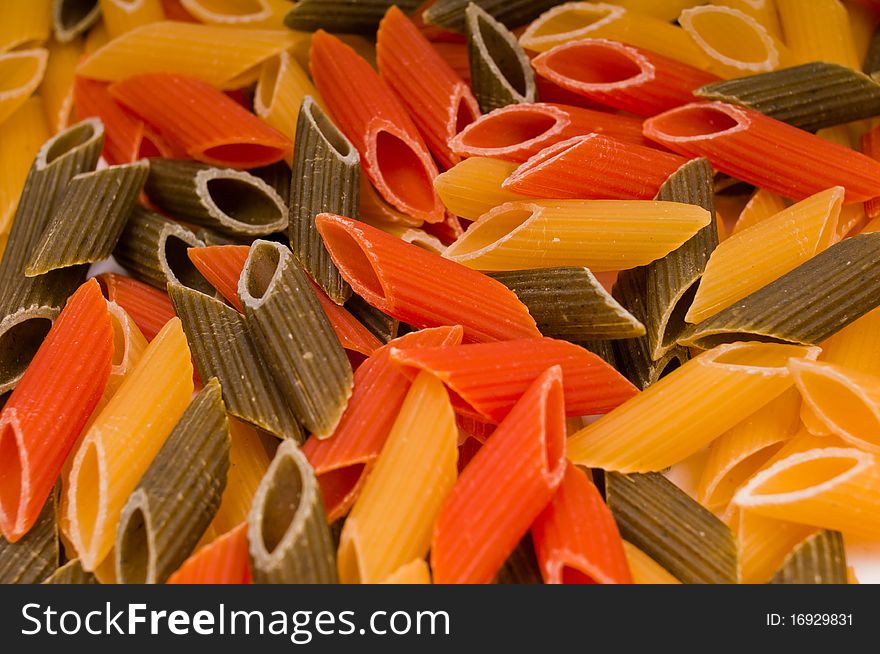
[0,119,103,394]
[113,206,216,296]
[604,472,737,585]
[239,240,353,439]
[145,158,288,238]
[344,294,399,344]
[0,491,58,584]
[425,0,562,33]
[168,282,303,441]
[27,161,150,276]
[768,530,847,585]
[680,232,880,349]
[252,161,292,208]
[42,559,99,585]
[248,440,337,584]
[289,96,357,304]
[466,3,537,113]
[489,267,644,340]
[696,62,880,133]
[53,0,101,43]
[494,534,543,584]
[284,0,421,34]
[645,158,718,360]
[116,378,230,584]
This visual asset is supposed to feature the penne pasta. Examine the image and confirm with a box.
[775,0,861,69]
[248,440,337,584]
[495,535,543,584]
[425,0,561,33]
[39,38,82,134]
[736,510,816,584]
[734,447,880,539]
[180,0,289,28]
[77,21,302,89]
[390,337,638,423]
[622,541,681,584]
[66,318,193,570]
[310,30,444,224]
[532,39,719,117]
[42,558,98,584]
[644,102,880,203]
[820,306,880,377]
[431,366,566,584]
[768,530,848,584]
[145,158,288,237]
[99,0,164,37]
[0,98,49,238]
[531,463,632,584]
[709,0,782,36]
[104,301,149,398]
[449,102,647,163]
[380,559,431,584]
[733,188,789,235]
[239,240,353,439]
[465,4,536,113]
[289,96,357,304]
[254,50,320,147]
[167,522,250,584]
[53,0,101,43]
[442,199,711,272]
[0,491,58,584]
[186,244,249,312]
[338,371,457,583]
[0,1,51,52]
[434,157,524,221]
[0,280,112,542]
[284,0,421,34]
[115,378,229,584]
[96,273,175,341]
[316,213,541,342]
[567,342,820,472]
[0,49,49,128]
[686,186,843,324]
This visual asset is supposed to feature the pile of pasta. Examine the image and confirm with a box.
[2,0,880,586]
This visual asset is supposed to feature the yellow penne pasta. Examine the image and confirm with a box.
[709,0,782,38]
[434,157,525,221]
[180,0,290,28]
[84,21,111,54]
[39,37,82,134]
[379,559,432,584]
[734,446,880,539]
[104,301,149,398]
[98,0,165,38]
[686,186,843,324]
[0,48,49,127]
[566,342,820,472]
[735,509,816,584]
[443,199,710,272]
[519,2,712,68]
[254,50,319,147]
[789,359,880,453]
[0,1,51,52]
[835,202,867,240]
[204,416,271,540]
[820,307,880,376]
[622,541,681,584]
[775,0,861,69]
[733,188,789,235]
[93,549,119,584]
[337,371,458,584]
[76,21,304,89]
[679,5,788,78]
[697,388,800,514]
[66,318,194,570]
[0,97,49,236]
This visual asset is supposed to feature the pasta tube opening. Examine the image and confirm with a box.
[541,374,566,480]
[679,5,780,74]
[241,241,281,302]
[44,117,100,165]
[537,39,647,87]
[182,0,274,23]
[647,103,744,140]
[468,7,530,96]
[314,216,387,302]
[55,0,101,42]
[520,3,623,49]
[0,48,48,98]
[710,342,813,370]
[0,316,53,389]
[200,170,286,229]
[451,104,563,151]
[258,456,303,555]
[442,202,540,259]
[744,453,866,499]
[116,503,150,584]
[70,441,103,558]
[302,97,355,161]
[162,233,216,296]
[107,305,128,368]
[0,420,24,532]
[370,127,438,217]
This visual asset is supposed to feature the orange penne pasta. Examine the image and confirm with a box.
[503,134,688,200]
[376,6,479,170]
[532,39,719,117]
[310,30,444,224]
[644,102,880,203]
[167,522,250,584]
[861,125,880,220]
[735,510,816,584]
[431,366,566,584]
[389,338,637,423]
[96,273,175,341]
[109,72,292,168]
[0,280,112,542]
[449,102,649,163]
[316,213,541,343]
[186,245,382,359]
[302,325,464,523]
[733,188,789,235]
[531,463,632,584]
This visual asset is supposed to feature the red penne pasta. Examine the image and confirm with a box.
[377,6,480,170]
[531,463,632,584]
[862,126,880,220]
[431,366,567,584]
[449,102,649,163]
[0,280,112,542]
[431,42,471,84]
[532,39,720,117]
[186,245,381,358]
[109,73,292,168]
[302,325,464,523]
[643,101,880,203]
[166,523,251,584]
[96,273,176,341]
[503,133,689,200]
[390,337,638,423]
[309,30,445,223]
[315,213,541,342]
